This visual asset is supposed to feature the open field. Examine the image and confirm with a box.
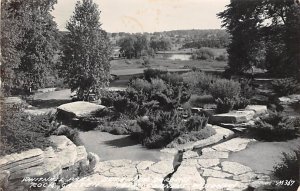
[156,48,226,55]
[110,57,227,75]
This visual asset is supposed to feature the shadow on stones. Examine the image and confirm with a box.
[27,99,72,109]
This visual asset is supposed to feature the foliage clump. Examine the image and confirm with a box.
[272,78,300,96]
[271,149,300,191]
[0,104,55,156]
[250,111,300,141]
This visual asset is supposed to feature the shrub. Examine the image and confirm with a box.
[161,72,184,86]
[189,95,214,108]
[143,68,167,82]
[272,78,300,96]
[137,110,215,148]
[130,78,152,92]
[215,54,228,61]
[96,120,140,135]
[251,111,299,141]
[192,48,215,60]
[101,91,125,107]
[185,115,209,131]
[272,149,300,191]
[240,78,256,99]
[150,78,168,93]
[232,96,250,110]
[182,71,217,94]
[137,111,184,148]
[0,106,55,156]
[51,125,83,146]
[142,57,151,68]
[209,79,241,100]
[215,97,235,113]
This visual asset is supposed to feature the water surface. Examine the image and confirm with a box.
[228,138,300,174]
[79,131,174,162]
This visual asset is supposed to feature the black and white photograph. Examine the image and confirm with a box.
[0,0,300,190]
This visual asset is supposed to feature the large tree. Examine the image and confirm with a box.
[218,0,266,74]
[218,0,300,78]
[1,0,59,95]
[61,0,111,100]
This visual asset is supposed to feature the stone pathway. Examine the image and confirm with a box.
[62,137,271,191]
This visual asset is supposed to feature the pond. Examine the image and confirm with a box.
[79,131,175,162]
[157,53,192,61]
[227,138,300,174]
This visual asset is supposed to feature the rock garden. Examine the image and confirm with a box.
[1,69,300,191]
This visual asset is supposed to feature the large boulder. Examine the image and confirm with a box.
[0,149,44,174]
[57,101,106,119]
[211,110,255,124]
[0,136,89,191]
[49,135,79,168]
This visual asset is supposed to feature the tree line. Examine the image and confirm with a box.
[117,35,172,59]
[219,0,300,79]
[1,0,110,100]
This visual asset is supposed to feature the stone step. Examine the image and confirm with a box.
[212,110,255,124]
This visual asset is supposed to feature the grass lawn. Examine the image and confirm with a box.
[110,57,227,75]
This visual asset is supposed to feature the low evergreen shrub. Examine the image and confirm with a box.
[272,78,300,96]
[251,111,299,141]
[0,106,55,156]
[272,149,300,191]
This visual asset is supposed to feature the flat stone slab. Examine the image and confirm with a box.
[199,148,229,159]
[202,168,233,178]
[198,159,220,168]
[205,177,248,191]
[182,150,199,159]
[57,101,105,118]
[93,159,173,190]
[221,161,252,175]
[233,171,260,183]
[148,160,174,175]
[212,138,255,152]
[212,110,255,124]
[169,166,205,190]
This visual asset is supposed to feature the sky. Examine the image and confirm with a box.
[51,0,230,33]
